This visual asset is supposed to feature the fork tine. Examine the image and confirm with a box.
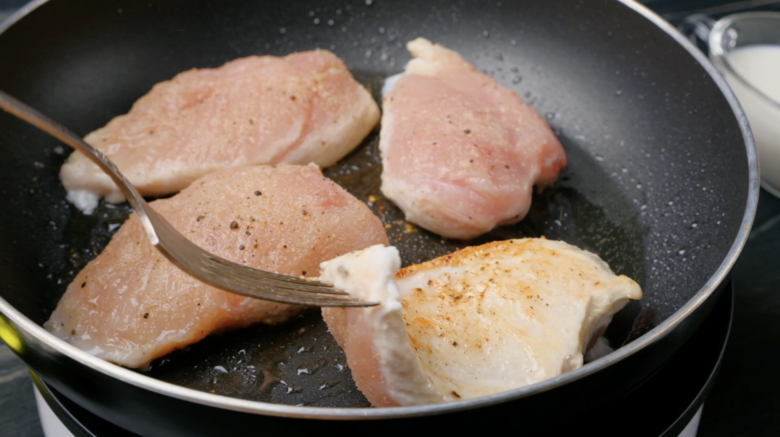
[202,271,374,307]
[200,263,337,297]
[206,255,336,287]
[148,211,348,296]
[148,209,376,305]
[203,257,346,294]
[146,214,379,306]
[202,264,345,300]
[153,222,379,306]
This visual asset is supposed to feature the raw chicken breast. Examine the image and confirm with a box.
[45,164,389,369]
[61,50,380,214]
[380,38,567,239]
[320,238,642,406]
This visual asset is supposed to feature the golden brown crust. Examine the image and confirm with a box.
[390,237,642,400]
[395,238,539,279]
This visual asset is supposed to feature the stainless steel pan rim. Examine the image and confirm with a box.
[0,0,759,420]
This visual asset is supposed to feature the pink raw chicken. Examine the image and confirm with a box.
[380,38,567,239]
[61,50,380,214]
[45,164,389,369]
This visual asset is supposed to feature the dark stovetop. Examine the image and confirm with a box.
[701,191,780,436]
[1,1,780,436]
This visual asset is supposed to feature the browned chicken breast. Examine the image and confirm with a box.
[320,239,641,406]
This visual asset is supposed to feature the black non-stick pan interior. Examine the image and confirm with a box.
[0,0,749,408]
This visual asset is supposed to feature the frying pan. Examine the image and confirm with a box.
[0,0,758,435]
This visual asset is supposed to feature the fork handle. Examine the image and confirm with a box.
[0,90,160,245]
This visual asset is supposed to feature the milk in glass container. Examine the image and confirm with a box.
[709,13,780,197]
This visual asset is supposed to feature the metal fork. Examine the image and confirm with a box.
[0,90,377,307]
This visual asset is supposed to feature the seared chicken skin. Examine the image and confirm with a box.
[320,238,642,406]
[61,51,380,214]
[45,164,389,369]
[380,38,567,239]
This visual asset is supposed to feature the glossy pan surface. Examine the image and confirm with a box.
[0,0,757,433]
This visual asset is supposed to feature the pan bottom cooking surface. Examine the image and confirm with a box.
[33,281,732,436]
[34,72,648,407]
[0,0,753,423]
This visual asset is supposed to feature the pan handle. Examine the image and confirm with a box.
[678,14,716,54]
